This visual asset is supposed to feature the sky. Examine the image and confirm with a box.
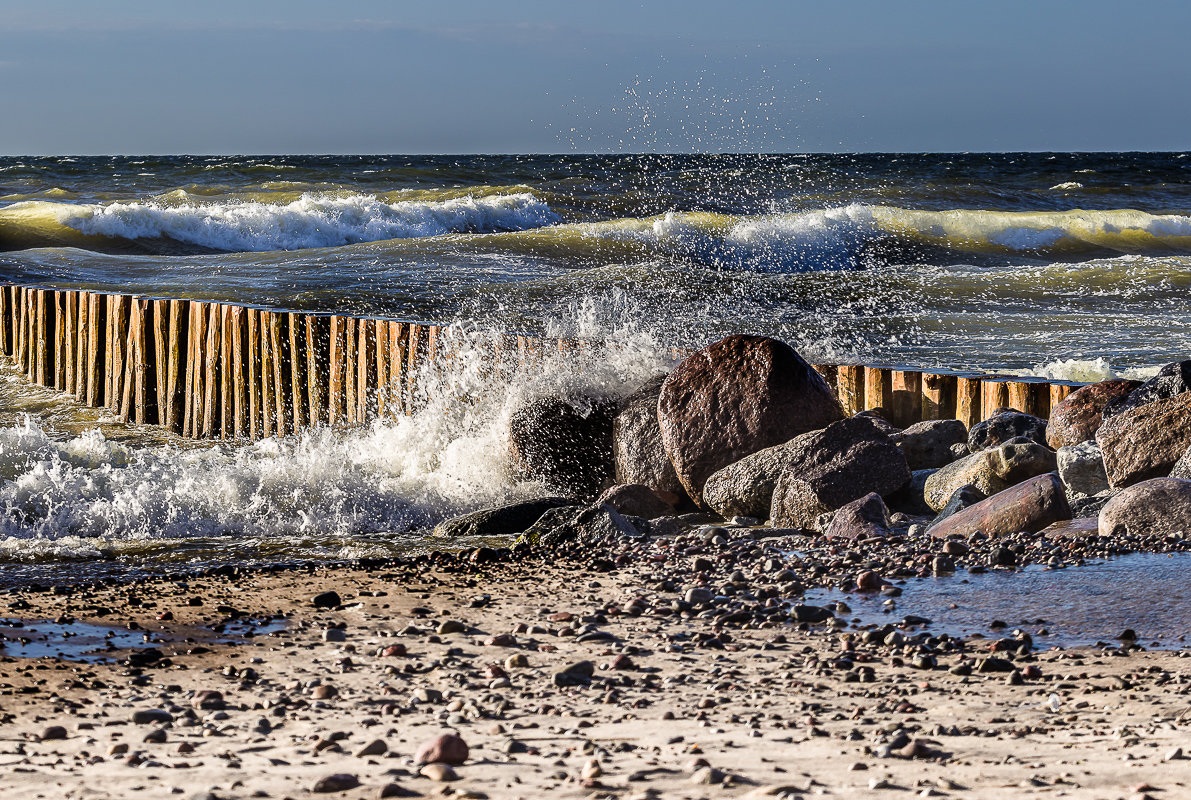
[2,0,1188,155]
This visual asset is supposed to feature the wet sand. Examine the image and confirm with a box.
[1,548,1189,800]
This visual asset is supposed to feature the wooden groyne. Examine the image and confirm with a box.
[0,284,1081,439]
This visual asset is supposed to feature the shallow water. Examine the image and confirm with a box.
[805,552,1191,649]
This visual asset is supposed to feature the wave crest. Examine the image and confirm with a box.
[58,191,561,252]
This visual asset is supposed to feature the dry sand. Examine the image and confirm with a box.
[0,551,1189,800]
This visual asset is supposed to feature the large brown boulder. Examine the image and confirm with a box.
[1096,392,1191,488]
[509,392,617,499]
[1047,379,1140,449]
[657,335,843,504]
[928,473,1071,540]
[768,417,911,529]
[1098,477,1191,537]
[612,375,685,503]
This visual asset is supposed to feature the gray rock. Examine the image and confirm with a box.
[1172,445,1191,479]
[893,419,968,470]
[768,417,911,529]
[612,375,686,502]
[433,497,576,538]
[595,483,675,518]
[1103,360,1191,419]
[509,392,618,498]
[824,492,892,539]
[968,408,1048,452]
[1098,477,1191,537]
[522,503,641,548]
[1070,491,1116,518]
[923,440,1056,511]
[701,439,802,519]
[1057,440,1109,499]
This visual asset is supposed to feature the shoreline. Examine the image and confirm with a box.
[2,530,1189,799]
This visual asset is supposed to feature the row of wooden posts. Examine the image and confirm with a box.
[0,283,1080,440]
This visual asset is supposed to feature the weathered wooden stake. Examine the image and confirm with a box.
[956,376,982,429]
[864,366,891,418]
[835,365,865,417]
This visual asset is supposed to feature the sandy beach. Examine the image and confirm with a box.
[2,535,1188,800]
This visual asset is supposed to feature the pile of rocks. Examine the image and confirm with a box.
[442,335,1191,550]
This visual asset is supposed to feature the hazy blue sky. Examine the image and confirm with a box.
[3,0,1188,154]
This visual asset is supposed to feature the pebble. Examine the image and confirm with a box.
[415,732,469,765]
[355,738,388,757]
[312,591,341,609]
[311,773,360,793]
[39,725,67,741]
[419,763,459,782]
[131,709,173,725]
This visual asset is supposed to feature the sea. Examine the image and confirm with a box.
[0,153,1189,596]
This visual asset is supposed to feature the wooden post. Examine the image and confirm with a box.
[288,312,305,431]
[201,303,222,438]
[956,376,982,429]
[393,321,412,416]
[327,315,345,426]
[835,365,865,417]
[73,292,88,401]
[260,310,275,437]
[343,317,358,425]
[230,306,247,439]
[920,373,958,421]
[220,305,234,439]
[34,288,48,385]
[128,297,153,425]
[980,378,1011,421]
[269,311,287,436]
[356,318,375,423]
[863,366,891,418]
[0,286,8,358]
[85,293,104,407]
[106,295,128,410]
[63,292,77,394]
[889,369,922,428]
[1006,379,1051,418]
[246,308,261,439]
[306,315,325,427]
[53,291,65,390]
[375,320,391,417]
[152,298,182,430]
[183,302,204,438]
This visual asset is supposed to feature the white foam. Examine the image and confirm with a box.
[1049,182,1084,190]
[1017,358,1163,383]
[0,322,669,561]
[58,192,561,252]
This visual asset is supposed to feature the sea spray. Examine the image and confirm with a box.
[0,321,671,581]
